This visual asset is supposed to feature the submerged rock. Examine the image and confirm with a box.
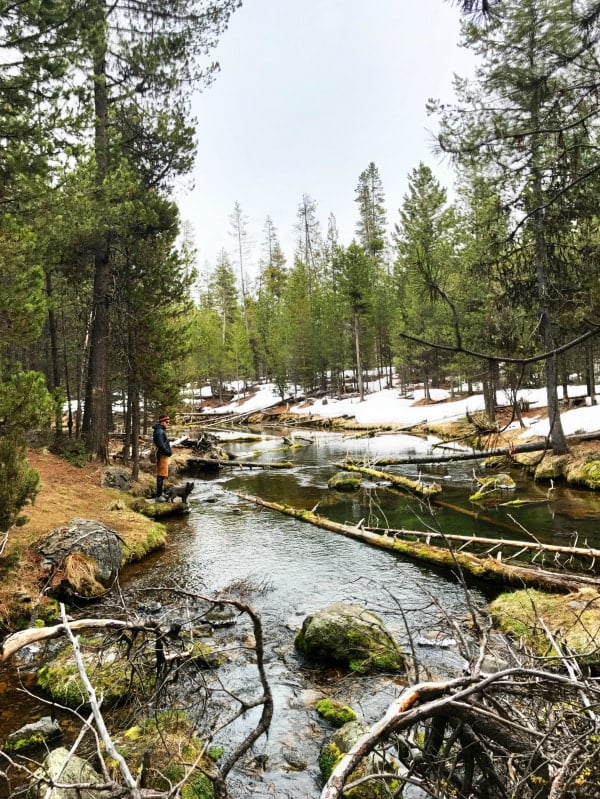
[328,471,362,491]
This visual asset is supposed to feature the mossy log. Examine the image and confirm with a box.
[333,462,442,497]
[128,498,190,519]
[232,491,597,593]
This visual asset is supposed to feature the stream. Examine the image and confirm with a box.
[3,428,600,798]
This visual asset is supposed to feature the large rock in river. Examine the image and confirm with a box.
[35,518,123,599]
[295,601,406,674]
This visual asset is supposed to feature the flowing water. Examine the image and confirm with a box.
[3,428,600,797]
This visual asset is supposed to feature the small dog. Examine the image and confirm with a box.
[164,481,195,503]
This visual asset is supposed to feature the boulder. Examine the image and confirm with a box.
[29,746,103,798]
[101,466,131,491]
[4,716,61,753]
[295,601,406,674]
[328,470,362,491]
[36,518,123,599]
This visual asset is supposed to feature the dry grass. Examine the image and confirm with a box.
[16,448,154,550]
[0,448,164,630]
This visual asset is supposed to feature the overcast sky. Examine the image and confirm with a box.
[175,0,476,282]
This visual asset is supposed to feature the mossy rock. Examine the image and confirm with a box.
[319,720,399,797]
[295,602,406,674]
[109,711,216,798]
[36,640,155,708]
[328,471,362,491]
[566,458,600,490]
[128,497,189,520]
[3,716,61,753]
[490,587,600,667]
[469,473,516,502]
[316,698,357,727]
[533,454,570,481]
[29,747,102,798]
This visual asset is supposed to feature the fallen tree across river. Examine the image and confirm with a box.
[232,491,600,593]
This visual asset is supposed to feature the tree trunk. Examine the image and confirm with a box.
[83,12,111,463]
[586,338,596,404]
[354,310,364,401]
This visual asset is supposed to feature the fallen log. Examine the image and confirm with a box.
[343,440,544,466]
[361,525,600,563]
[185,457,293,471]
[333,462,442,497]
[231,491,599,593]
[1,618,135,661]
[342,430,600,467]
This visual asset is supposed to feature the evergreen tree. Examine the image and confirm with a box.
[355,162,387,263]
[62,0,242,461]
[295,194,322,288]
[435,0,600,453]
[229,201,252,332]
[393,163,458,399]
[338,243,373,401]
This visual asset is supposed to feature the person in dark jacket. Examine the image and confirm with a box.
[152,414,172,499]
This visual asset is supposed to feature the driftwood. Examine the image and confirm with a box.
[333,462,442,497]
[361,524,600,568]
[1,617,137,660]
[232,491,599,593]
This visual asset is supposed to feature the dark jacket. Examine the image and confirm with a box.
[152,423,172,457]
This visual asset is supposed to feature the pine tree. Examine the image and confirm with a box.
[393,163,458,399]
[434,0,600,453]
[354,162,387,263]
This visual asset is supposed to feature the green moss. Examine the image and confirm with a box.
[35,596,61,625]
[490,587,600,666]
[36,643,155,708]
[567,459,600,489]
[4,732,46,752]
[469,473,516,502]
[316,699,357,727]
[121,523,167,562]
[111,711,215,799]
[328,471,362,491]
[319,741,342,781]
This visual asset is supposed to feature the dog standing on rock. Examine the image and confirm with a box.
[164,481,195,503]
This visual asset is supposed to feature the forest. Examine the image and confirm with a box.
[2,0,600,525]
[5,3,600,798]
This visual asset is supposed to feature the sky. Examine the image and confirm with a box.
[175,0,476,283]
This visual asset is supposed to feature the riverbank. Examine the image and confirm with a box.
[0,449,163,631]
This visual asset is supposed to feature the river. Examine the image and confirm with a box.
[2,428,600,798]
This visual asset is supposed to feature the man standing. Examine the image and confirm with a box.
[152,414,172,500]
